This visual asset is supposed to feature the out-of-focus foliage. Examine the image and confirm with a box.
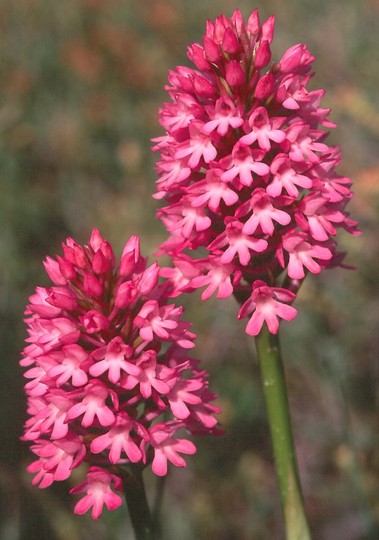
[0,1,378,539]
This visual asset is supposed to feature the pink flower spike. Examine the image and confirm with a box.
[153,8,358,336]
[70,467,123,520]
[239,281,298,335]
[21,229,220,514]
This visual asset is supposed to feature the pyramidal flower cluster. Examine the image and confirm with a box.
[153,8,359,335]
[20,229,219,519]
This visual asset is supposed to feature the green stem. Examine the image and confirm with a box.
[152,474,166,537]
[122,467,160,540]
[255,326,311,540]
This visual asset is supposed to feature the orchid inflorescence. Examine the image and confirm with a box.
[20,229,219,519]
[153,8,359,335]
[20,6,359,529]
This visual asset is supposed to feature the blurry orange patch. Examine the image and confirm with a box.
[84,92,111,124]
[121,57,158,90]
[93,23,130,61]
[6,124,35,150]
[117,140,143,170]
[46,112,84,163]
[333,86,379,137]
[4,69,34,99]
[354,166,379,216]
[141,0,179,30]
[61,40,103,82]
[81,0,115,8]
[89,23,158,90]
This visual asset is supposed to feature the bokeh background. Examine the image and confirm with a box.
[1,1,378,539]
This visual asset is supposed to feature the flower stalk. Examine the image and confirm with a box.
[255,326,311,540]
[122,467,159,540]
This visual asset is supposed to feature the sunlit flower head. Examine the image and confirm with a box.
[153,8,359,335]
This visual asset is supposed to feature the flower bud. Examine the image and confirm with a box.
[203,36,220,62]
[225,60,245,87]
[254,40,271,69]
[187,43,210,71]
[83,274,103,298]
[222,28,239,55]
[254,72,275,100]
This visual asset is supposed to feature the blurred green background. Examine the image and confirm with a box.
[1,1,378,538]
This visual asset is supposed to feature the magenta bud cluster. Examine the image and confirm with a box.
[20,229,220,519]
[153,8,359,335]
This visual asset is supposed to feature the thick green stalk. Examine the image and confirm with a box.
[122,467,159,540]
[255,326,311,540]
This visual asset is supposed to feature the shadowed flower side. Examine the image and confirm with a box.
[20,228,220,519]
